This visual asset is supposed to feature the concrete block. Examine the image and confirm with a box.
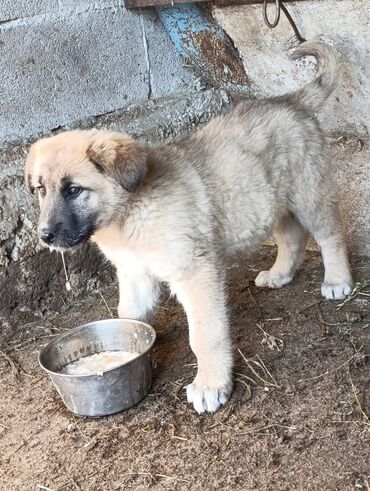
[0,5,195,143]
[0,0,58,22]
[213,0,370,137]
[140,10,196,100]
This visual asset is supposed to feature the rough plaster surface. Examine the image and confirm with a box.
[0,0,59,21]
[0,3,196,143]
[213,0,370,137]
[333,138,370,257]
[0,89,230,267]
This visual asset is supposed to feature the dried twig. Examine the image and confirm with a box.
[298,300,321,313]
[255,354,279,387]
[234,377,252,399]
[123,471,190,483]
[235,372,257,386]
[348,366,370,424]
[336,280,370,310]
[10,409,58,457]
[256,323,284,351]
[12,428,46,456]
[0,350,34,378]
[298,352,362,383]
[98,291,114,318]
[238,349,280,388]
[169,423,189,441]
[315,303,342,329]
[10,334,60,351]
[0,350,19,377]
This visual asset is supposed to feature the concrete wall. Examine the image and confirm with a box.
[0,1,197,143]
[213,0,370,138]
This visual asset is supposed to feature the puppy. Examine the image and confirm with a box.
[25,42,353,413]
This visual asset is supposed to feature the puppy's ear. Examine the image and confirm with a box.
[86,133,147,192]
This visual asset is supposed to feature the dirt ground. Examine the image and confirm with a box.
[0,249,369,491]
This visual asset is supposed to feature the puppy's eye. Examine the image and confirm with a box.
[67,186,82,197]
[36,186,46,197]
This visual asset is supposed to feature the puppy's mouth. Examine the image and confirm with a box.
[40,225,96,251]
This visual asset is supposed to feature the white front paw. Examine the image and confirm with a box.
[255,270,292,289]
[321,282,353,300]
[186,380,232,414]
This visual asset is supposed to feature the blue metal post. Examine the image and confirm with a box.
[156,4,250,94]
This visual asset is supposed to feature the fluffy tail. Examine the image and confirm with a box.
[288,41,339,113]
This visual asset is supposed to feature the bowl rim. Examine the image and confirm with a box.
[38,318,156,378]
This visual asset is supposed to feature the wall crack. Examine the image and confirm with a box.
[140,14,152,100]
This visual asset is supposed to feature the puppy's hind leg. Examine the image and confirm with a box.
[306,203,353,300]
[255,212,308,289]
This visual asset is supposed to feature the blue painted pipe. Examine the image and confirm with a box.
[156,4,250,94]
[157,4,222,58]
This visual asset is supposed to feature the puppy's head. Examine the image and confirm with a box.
[25,129,147,249]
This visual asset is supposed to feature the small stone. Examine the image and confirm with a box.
[67,422,76,433]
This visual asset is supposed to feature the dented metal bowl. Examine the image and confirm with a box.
[39,319,156,417]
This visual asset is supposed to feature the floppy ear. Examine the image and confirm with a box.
[86,133,147,193]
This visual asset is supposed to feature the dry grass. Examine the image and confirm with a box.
[337,280,370,310]
[238,348,280,389]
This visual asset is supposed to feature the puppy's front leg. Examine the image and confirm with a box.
[116,266,159,322]
[171,262,233,414]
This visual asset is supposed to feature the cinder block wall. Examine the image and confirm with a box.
[0,0,196,143]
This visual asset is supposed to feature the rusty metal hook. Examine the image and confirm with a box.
[262,0,281,29]
[262,0,306,43]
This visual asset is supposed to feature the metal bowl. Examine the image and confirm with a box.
[39,319,156,417]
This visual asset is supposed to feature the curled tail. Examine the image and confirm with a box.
[288,41,339,113]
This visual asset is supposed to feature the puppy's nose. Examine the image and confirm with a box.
[40,228,56,244]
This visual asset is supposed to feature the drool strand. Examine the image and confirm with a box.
[61,251,72,292]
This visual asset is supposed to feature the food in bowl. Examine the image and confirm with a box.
[61,350,139,375]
